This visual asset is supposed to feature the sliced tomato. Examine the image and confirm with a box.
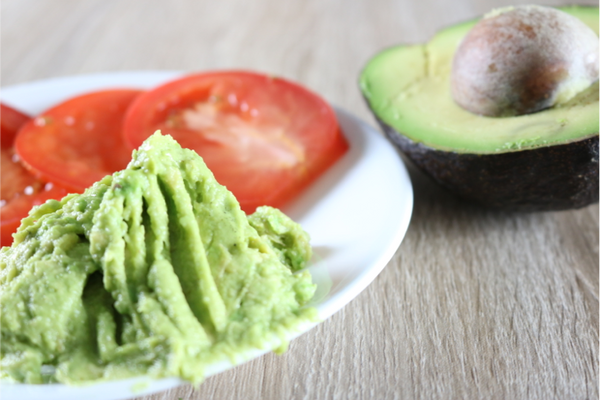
[123,71,349,213]
[14,89,142,192]
[0,169,70,246]
[1,103,70,246]
[1,103,30,148]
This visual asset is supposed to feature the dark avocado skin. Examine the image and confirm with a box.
[375,115,599,211]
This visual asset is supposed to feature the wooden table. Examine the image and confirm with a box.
[2,1,598,399]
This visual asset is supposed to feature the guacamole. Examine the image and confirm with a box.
[0,132,317,385]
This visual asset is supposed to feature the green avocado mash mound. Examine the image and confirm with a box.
[0,132,317,385]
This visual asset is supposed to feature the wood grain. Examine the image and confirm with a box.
[2,1,598,399]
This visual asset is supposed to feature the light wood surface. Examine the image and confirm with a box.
[2,1,598,399]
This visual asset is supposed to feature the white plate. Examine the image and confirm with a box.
[0,71,413,400]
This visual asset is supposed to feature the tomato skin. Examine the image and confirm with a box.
[14,89,142,192]
[1,103,71,246]
[0,182,69,246]
[1,103,30,148]
[123,71,349,213]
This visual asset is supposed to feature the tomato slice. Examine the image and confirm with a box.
[1,103,70,246]
[1,103,30,148]
[123,71,349,213]
[15,89,142,192]
[0,170,69,246]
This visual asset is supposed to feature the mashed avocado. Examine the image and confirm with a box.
[0,132,317,385]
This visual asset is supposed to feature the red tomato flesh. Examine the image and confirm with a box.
[123,71,349,213]
[15,90,142,192]
[1,103,30,148]
[1,103,69,246]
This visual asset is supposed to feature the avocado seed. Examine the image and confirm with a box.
[451,5,599,117]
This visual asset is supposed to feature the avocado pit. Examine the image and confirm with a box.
[451,5,599,117]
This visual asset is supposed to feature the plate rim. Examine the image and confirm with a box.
[0,71,413,400]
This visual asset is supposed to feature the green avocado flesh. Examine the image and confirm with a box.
[360,6,599,154]
[0,133,317,385]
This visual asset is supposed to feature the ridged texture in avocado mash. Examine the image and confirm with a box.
[0,132,317,385]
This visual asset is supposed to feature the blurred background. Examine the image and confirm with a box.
[4,0,596,124]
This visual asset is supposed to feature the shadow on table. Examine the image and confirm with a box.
[398,152,558,238]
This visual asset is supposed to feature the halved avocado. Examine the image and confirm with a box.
[360,5,599,211]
